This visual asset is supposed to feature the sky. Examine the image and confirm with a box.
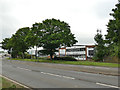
[0,0,118,46]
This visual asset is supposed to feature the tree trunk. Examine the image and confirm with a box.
[50,53,53,60]
[22,52,24,59]
[35,46,38,59]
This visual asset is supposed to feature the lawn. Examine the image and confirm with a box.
[0,76,24,89]
[10,58,120,68]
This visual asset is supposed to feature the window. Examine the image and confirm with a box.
[66,48,85,52]
[88,50,94,56]
[80,48,85,51]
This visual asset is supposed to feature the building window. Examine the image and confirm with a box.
[88,50,94,56]
[80,48,85,51]
[66,48,85,52]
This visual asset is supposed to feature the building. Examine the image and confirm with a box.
[55,45,95,60]
[28,45,95,60]
[28,47,48,57]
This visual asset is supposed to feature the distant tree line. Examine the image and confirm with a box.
[1,18,77,59]
[94,1,120,62]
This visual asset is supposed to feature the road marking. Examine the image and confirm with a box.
[62,76,75,80]
[41,72,47,74]
[16,67,75,80]
[41,72,75,80]
[17,67,31,71]
[41,72,62,77]
[96,83,119,88]
[0,75,30,89]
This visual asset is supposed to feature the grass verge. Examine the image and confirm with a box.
[9,58,120,68]
[0,76,24,89]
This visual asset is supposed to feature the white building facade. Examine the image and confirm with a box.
[55,45,95,60]
[28,45,95,60]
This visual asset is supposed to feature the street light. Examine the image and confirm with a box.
[34,24,39,59]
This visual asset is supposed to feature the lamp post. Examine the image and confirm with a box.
[10,48,12,58]
[34,24,39,59]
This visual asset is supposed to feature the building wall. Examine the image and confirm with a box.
[28,45,95,60]
[57,45,95,60]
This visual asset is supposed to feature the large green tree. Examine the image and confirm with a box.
[25,23,43,59]
[10,27,30,58]
[94,30,105,61]
[40,18,78,59]
[105,1,120,59]
[1,38,12,53]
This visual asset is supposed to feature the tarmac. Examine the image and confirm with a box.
[5,59,119,76]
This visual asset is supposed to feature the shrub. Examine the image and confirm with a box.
[92,56,103,62]
[38,57,49,60]
[54,56,77,61]
[24,53,31,59]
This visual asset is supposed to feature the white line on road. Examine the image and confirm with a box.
[16,67,75,80]
[62,76,75,80]
[96,82,119,88]
[17,67,31,71]
[41,72,75,80]
[41,72,62,77]
[0,75,30,89]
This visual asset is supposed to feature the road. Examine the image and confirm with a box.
[0,58,119,88]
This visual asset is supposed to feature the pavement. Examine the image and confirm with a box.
[1,58,119,88]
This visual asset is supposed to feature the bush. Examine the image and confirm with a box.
[38,57,49,60]
[54,56,77,61]
[103,56,119,63]
[92,56,104,62]
[24,53,31,59]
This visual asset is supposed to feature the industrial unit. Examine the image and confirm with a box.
[28,45,95,60]
[55,45,95,60]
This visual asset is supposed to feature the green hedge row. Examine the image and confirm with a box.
[54,56,77,61]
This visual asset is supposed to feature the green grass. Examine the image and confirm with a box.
[9,58,120,68]
[0,77,24,89]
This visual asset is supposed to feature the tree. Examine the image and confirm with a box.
[1,38,12,53]
[40,18,78,59]
[105,1,120,59]
[10,27,30,58]
[25,23,43,59]
[1,38,10,50]
[94,30,105,61]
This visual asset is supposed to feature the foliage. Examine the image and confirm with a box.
[25,23,43,59]
[11,27,30,58]
[25,23,44,58]
[1,38,12,54]
[1,27,30,58]
[105,1,120,59]
[10,58,119,67]
[1,18,77,60]
[24,53,31,59]
[0,51,4,53]
[40,18,78,59]
[54,56,77,61]
[94,30,105,61]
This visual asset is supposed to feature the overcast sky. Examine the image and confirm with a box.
[0,0,118,45]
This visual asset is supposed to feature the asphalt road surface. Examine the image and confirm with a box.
[1,58,119,88]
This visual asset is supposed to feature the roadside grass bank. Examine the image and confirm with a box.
[9,58,119,68]
[0,76,23,89]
